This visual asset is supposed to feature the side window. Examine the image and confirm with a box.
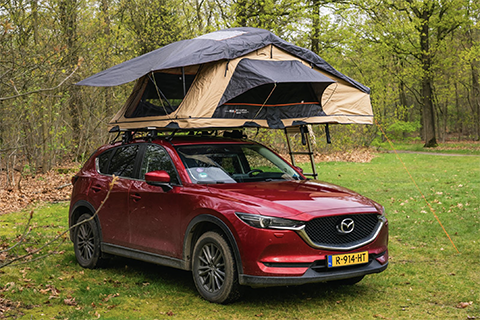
[97,150,113,174]
[140,145,179,184]
[108,145,139,178]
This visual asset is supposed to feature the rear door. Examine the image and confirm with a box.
[90,144,140,247]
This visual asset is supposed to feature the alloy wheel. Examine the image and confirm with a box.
[77,223,95,261]
[197,243,226,293]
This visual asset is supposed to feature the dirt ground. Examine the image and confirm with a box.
[0,168,73,215]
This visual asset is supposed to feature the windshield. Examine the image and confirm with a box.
[176,144,303,184]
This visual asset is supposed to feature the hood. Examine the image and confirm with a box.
[208,180,379,218]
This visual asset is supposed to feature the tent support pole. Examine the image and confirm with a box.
[284,128,296,167]
[182,67,186,97]
[157,87,173,109]
[325,124,331,144]
[305,127,318,179]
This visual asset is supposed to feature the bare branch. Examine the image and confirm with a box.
[0,63,80,102]
[0,211,34,254]
[0,176,119,269]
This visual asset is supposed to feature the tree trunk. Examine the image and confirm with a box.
[455,82,461,140]
[195,0,204,31]
[419,10,437,148]
[31,0,38,44]
[311,0,320,53]
[422,78,437,147]
[101,0,113,117]
[471,59,480,141]
[236,0,248,27]
[443,97,448,143]
[60,0,80,148]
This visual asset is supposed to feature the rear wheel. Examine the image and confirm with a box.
[192,231,242,303]
[73,213,104,268]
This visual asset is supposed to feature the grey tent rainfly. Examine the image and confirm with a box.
[77,27,374,131]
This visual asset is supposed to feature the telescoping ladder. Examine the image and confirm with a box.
[284,125,318,179]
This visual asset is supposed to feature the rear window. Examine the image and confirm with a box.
[96,145,139,178]
[97,150,112,174]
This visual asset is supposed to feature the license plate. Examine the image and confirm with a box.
[327,251,369,268]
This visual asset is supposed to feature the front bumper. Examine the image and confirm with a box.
[239,258,388,287]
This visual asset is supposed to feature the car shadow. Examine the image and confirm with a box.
[98,255,369,304]
[104,256,195,290]
[239,282,368,305]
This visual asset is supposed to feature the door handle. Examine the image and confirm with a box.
[91,185,102,192]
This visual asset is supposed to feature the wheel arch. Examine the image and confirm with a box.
[69,200,102,242]
[183,214,243,274]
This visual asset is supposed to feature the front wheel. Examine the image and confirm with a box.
[73,213,104,268]
[192,231,242,304]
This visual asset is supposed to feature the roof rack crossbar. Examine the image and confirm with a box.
[165,129,178,141]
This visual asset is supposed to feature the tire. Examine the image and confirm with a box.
[73,213,104,269]
[192,231,243,304]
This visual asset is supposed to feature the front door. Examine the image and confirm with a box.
[127,144,186,258]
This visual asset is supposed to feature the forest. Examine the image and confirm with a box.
[1,0,479,177]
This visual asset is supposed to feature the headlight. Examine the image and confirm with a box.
[379,206,385,215]
[235,212,305,230]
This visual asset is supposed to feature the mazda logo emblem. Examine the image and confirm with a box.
[337,218,355,234]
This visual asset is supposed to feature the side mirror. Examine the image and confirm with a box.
[145,170,172,191]
[294,166,304,174]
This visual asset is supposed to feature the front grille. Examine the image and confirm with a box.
[303,214,380,249]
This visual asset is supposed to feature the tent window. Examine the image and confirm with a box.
[125,72,195,118]
[226,82,318,105]
[212,82,326,128]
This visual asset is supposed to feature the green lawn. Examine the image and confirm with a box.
[373,140,480,155]
[1,153,479,319]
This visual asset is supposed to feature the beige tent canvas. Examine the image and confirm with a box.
[77,27,374,131]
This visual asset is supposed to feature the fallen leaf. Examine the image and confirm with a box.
[64,298,77,306]
[39,289,50,295]
[102,293,120,302]
[457,301,473,309]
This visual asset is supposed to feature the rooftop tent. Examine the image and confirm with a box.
[77,27,374,130]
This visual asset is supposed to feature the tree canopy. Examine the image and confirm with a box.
[0,0,478,176]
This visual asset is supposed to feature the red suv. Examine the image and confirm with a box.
[69,133,388,303]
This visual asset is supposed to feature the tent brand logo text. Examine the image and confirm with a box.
[227,109,249,115]
[337,218,355,234]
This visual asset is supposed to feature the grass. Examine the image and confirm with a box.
[373,140,480,155]
[1,153,479,319]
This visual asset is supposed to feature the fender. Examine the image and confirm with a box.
[69,200,103,243]
[183,214,243,274]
